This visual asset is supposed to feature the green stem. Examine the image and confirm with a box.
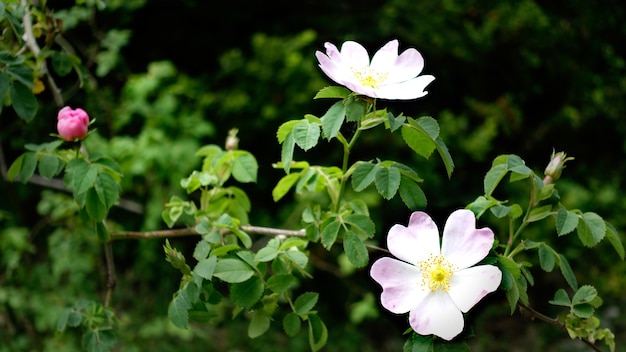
[332,100,374,212]
[504,177,538,257]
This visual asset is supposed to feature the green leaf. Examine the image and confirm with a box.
[483,163,508,197]
[549,289,571,307]
[572,285,597,305]
[276,120,299,143]
[272,172,301,202]
[577,212,606,247]
[231,276,264,308]
[556,208,579,236]
[434,137,455,178]
[255,244,279,263]
[37,154,63,179]
[386,112,405,132]
[194,255,217,280]
[168,286,194,329]
[344,214,375,238]
[466,196,499,218]
[527,204,553,222]
[248,309,271,339]
[51,50,73,76]
[284,250,308,269]
[193,239,212,261]
[293,120,320,151]
[0,71,10,99]
[604,222,624,259]
[538,243,556,272]
[572,304,595,318]
[374,166,401,200]
[345,96,365,122]
[351,162,378,192]
[95,221,110,242]
[94,173,121,210]
[307,313,328,352]
[398,177,427,210]
[401,123,436,159]
[85,187,107,221]
[213,258,255,283]
[415,116,440,140]
[558,254,578,290]
[18,152,37,183]
[283,312,301,337]
[314,86,350,99]
[267,273,297,293]
[81,330,117,352]
[9,82,37,121]
[403,333,434,352]
[231,152,258,183]
[280,132,296,173]
[343,232,369,268]
[7,65,33,88]
[294,292,319,315]
[320,219,341,249]
[320,100,346,139]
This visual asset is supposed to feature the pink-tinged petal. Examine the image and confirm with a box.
[375,75,435,100]
[441,209,494,269]
[370,257,428,314]
[409,291,464,341]
[448,265,502,313]
[338,41,370,68]
[387,211,440,264]
[385,48,426,84]
[370,40,399,71]
[316,51,347,86]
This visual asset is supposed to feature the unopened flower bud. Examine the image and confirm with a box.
[544,151,573,184]
[57,106,90,141]
[225,128,239,151]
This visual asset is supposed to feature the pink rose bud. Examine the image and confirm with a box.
[57,106,90,141]
[543,151,573,184]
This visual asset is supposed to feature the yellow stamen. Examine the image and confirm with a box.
[351,66,388,88]
[418,254,456,292]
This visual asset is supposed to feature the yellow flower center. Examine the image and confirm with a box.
[351,66,388,88]
[418,254,456,292]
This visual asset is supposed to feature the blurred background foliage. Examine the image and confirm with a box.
[1,0,625,350]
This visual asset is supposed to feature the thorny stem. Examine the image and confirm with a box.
[518,303,602,352]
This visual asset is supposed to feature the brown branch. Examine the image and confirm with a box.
[109,225,390,253]
[103,242,116,307]
[518,303,602,352]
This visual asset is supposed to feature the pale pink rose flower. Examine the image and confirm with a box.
[315,39,435,100]
[370,209,502,340]
[57,106,90,141]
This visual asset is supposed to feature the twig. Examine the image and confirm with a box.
[21,0,64,107]
[103,242,116,307]
[109,225,390,253]
[518,302,602,352]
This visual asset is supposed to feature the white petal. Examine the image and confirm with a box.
[448,265,502,312]
[387,211,440,265]
[338,41,370,68]
[370,257,428,314]
[441,209,495,269]
[375,75,435,100]
[385,47,426,84]
[370,40,399,71]
[409,291,464,341]
[316,51,347,86]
